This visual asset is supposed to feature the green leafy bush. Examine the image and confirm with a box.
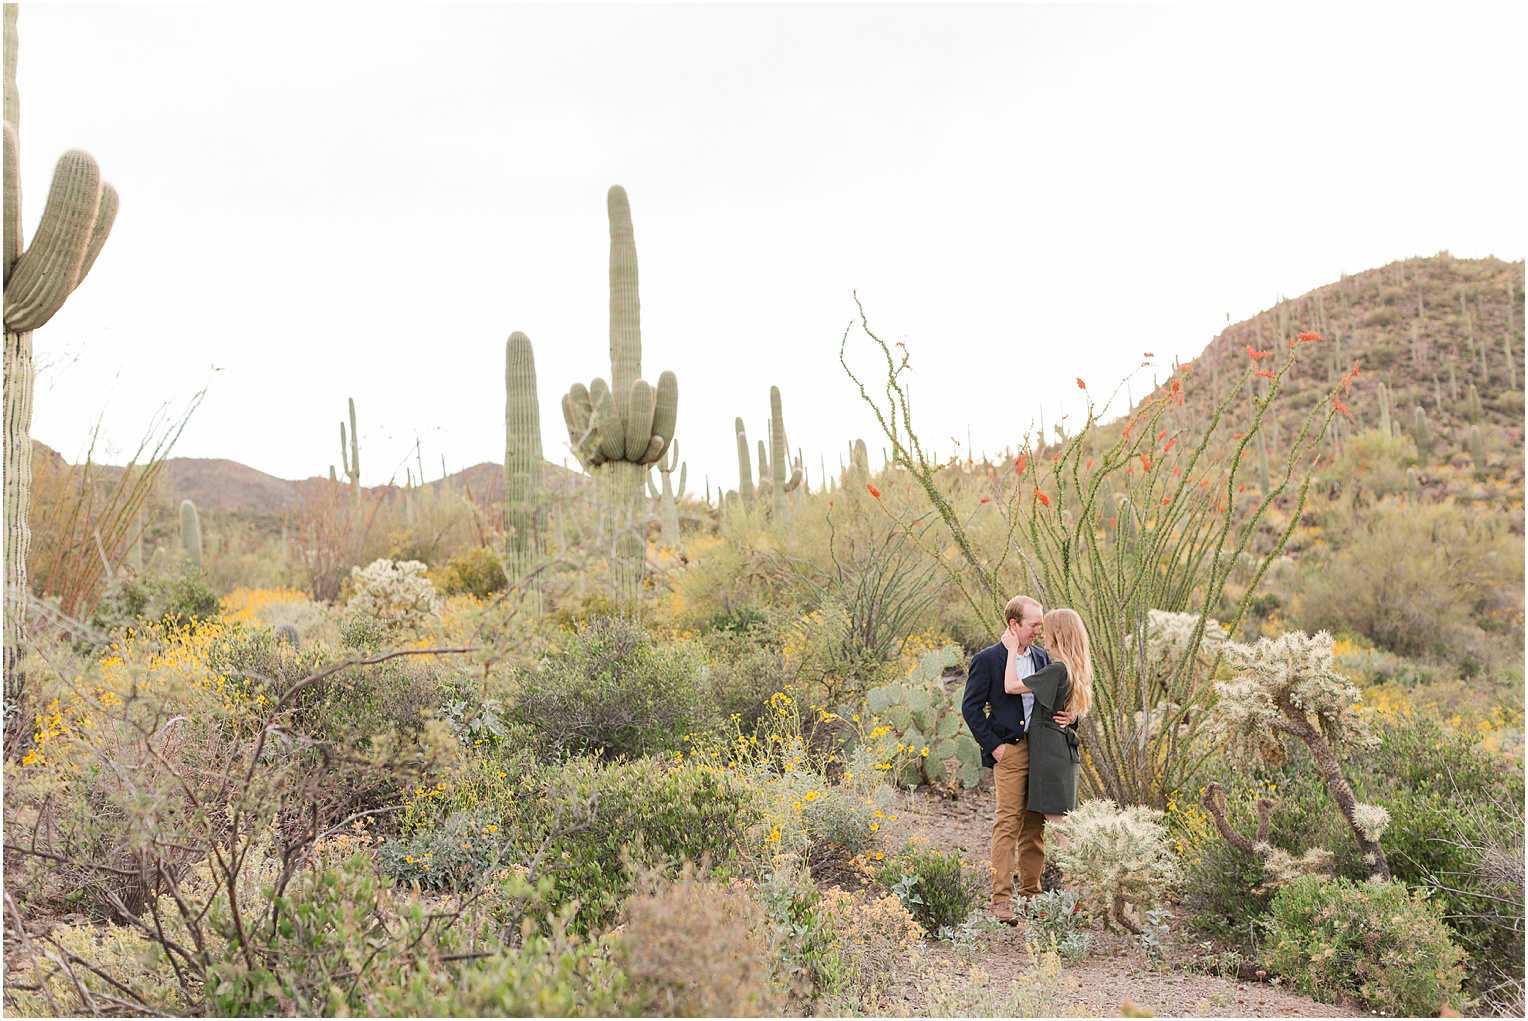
[431,544,508,598]
[509,616,714,760]
[876,841,979,934]
[403,754,758,933]
[701,626,790,734]
[1183,711,1523,996]
[1265,875,1467,1016]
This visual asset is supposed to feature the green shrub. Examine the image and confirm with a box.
[431,545,508,598]
[1265,875,1467,1016]
[701,628,789,734]
[876,842,979,935]
[510,616,714,760]
[1182,712,1523,995]
[403,754,759,933]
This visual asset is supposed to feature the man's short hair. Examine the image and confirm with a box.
[1004,595,1042,625]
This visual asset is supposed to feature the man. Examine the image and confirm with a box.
[961,594,1075,924]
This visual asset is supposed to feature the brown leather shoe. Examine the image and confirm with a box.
[989,901,1019,926]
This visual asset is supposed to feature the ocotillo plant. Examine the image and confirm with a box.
[843,296,1351,808]
[558,186,678,602]
[340,398,361,514]
[179,499,202,569]
[646,438,685,548]
[768,386,803,522]
[3,4,119,709]
[504,331,543,569]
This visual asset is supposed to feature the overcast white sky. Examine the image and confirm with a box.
[14,3,1525,494]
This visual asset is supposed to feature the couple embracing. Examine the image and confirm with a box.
[961,595,1094,925]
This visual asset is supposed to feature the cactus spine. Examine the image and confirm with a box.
[340,398,360,512]
[179,499,202,568]
[768,386,803,522]
[558,187,678,601]
[4,4,118,708]
[504,331,543,568]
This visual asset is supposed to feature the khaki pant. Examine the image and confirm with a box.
[991,739,1047,904]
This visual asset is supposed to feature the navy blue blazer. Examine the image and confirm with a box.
[961,641,1053,768]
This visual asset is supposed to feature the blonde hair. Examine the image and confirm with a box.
[1004,595,1042,626]
[1042,608,1094,719]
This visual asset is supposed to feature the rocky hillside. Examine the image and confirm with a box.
[1188,254,1523,465]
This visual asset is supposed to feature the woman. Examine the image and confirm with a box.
[1003,607,1094,832]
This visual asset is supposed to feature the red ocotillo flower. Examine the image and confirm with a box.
[1162,496,1172,506]
[979,496,991,504]
[866,484,881,498]
[1076,377,1087,389]
[1333,399,1354,421]
[1085,458,1094,469]
[1247,344,1272,360]
[1015,454,1028,473]
[1255,369,1275,378]
[1143,351,1155,357]
[1297,332,1323,341]
[1037,491,1051,507]
[1163,437,1177,453]
[1141,454,1153,471]
[1157,430,1167,441]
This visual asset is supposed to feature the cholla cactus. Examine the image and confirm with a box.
[1202,630,1389,881]
[864,645,982,788]
[345,558,442,630]
[1049,799,1177,934]
[1133,609,1227,694]
[1207,630,1375,765]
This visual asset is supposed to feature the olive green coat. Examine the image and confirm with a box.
[1024,662,1081,815]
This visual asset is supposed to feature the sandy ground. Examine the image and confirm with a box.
[876,783,1371,1018]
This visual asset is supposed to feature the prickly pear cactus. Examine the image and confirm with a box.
[864,644,983,788]
[559,187,678,602]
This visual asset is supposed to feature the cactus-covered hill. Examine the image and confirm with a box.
[1182,254,1524,467]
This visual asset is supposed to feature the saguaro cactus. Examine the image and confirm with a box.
[559,186,678,601]
[768,386,803,522]
[734,417,755,506]
[179,499,202,569]
[646,438,685,548]
[4,4,118,710]
[339,398,361,513]
[1413,406,1430,465]
[504,331,543,568]
[1376,381,1391,436]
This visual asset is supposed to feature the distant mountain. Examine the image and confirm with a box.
[38,453,590,517]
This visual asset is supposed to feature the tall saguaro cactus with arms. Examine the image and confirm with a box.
[560,186,678,602]
[3,3,119,715]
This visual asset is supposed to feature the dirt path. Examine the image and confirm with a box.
[879,785,1368,1018]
